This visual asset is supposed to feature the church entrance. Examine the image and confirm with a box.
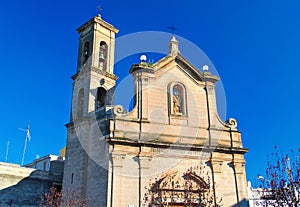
[143,169,211,207]
[168,204,198,207]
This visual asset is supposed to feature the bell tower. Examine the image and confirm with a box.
[76,14,118,74]
[71,14,119,118]
[64,13,249,207]
[63,14,119,206]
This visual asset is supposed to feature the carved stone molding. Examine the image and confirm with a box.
[231,161,245,174]
[142,168,211,206]
[90,66,118,80]
[111,153,125,168]
[138,156,152,169]
[112,105,128,117]
[225,118,238,129]
[210,160,223,173]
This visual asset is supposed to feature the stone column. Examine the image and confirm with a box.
[232,160,249,207]
[111,153,125,207]
[129,63,155,121]
[210,159,223,205]
[202,72,219,128]
[139,156,152,207]
[138,73,150,120]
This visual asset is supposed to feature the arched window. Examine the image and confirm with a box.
[77,88,84,117]
[83,41,89,64]
[170,83,186,115]
[99,41,108,71]
[96,87,107,109]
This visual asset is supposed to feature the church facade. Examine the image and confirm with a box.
[63,14,249,207]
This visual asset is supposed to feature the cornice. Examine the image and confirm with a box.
[106,137,249,155]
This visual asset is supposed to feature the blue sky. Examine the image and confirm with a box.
[0,0,299,184]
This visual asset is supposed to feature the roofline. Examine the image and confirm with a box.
[76,15,119,34]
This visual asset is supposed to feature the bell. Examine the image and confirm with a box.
[99,52,105,62]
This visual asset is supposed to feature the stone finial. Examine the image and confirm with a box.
[113,105,128,117]
[169,36,179,56]
[225,118,238,129]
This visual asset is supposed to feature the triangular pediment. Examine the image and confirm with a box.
[153,54,205,82]
[153,53,220,85]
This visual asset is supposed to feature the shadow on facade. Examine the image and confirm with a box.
[230,198,249,207]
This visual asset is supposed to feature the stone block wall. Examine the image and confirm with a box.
[0,160,64,207]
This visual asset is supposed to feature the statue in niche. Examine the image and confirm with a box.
[173,92,182,114]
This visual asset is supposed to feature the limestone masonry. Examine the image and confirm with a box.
[63,14,249,207]
[0,14,250,207]
[0,155,64,207]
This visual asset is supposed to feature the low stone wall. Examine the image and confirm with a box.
[0,161,63,207]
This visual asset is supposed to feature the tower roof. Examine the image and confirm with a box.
[76,14,119,34]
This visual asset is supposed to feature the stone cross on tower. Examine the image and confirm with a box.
[97,5,102,13]
[167,24,179,34]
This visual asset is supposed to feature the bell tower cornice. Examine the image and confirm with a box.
[76,14,119,35]
[71,66,118,81]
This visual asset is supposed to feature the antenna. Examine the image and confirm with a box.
[5,140,9,162]
[19,123,31,166]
